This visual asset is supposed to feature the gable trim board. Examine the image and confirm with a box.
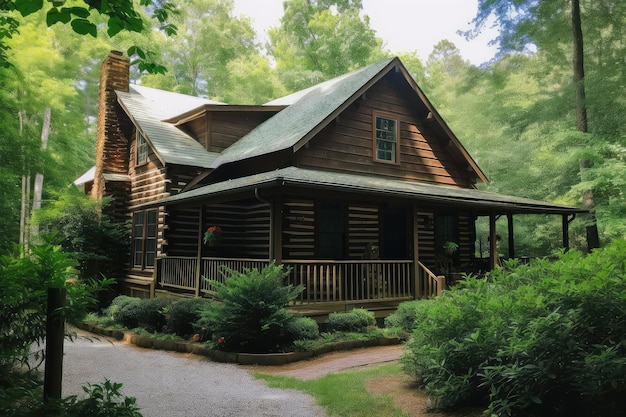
[137,167,584,216]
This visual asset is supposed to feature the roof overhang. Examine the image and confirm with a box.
[136,167,585,216]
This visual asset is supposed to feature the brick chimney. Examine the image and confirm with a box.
[91,51,131,219]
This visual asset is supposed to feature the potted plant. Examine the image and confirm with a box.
[443,241,459,255]
[203,226,222,246]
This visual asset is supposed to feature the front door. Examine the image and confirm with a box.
[381,207,407,259]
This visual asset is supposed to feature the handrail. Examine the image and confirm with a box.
[417,261,446,297]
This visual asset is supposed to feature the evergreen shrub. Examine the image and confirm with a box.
[328,308,376,333]
[402,240,626,416]
[199,262,304,353]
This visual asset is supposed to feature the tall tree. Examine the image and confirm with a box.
[269,0,379,91]
[467,0,626,249]
[139,0,258,100]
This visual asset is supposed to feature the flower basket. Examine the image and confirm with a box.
[204,226,222,246]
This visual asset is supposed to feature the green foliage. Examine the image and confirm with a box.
[384,300,420,333]
[34,189,130,281]
[4,379,142,417]
[105,296,173,333]
[166,298,211,337]
[1,0,177,72]
[200,262,304,353]
[328,308,376,333]
[286,316,320,341]
[402,240,626,416]
[0,236,114,412]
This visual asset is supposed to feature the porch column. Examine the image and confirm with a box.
[562,214,572,251]
[507,214,515,259]
[412,204,421,299]
[489,212,498,270]
[271,196,283,263]
[195,205,204,297]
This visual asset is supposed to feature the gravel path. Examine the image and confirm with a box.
[61,333,329,417]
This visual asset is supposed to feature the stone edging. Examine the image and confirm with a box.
[75,321,402,366]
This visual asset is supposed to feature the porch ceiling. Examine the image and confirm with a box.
[138,166,585,215]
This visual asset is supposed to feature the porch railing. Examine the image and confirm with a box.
[417,261,446,298]
[156,257,416,302]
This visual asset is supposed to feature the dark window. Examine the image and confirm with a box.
[435,214,458,256]
[132,209,157,269]
[318,203,345,259]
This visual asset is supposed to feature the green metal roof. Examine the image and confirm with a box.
[142,166,584,215]
[209,58,396,168]
[116,86,221,168]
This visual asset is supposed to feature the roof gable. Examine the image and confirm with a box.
[209,57,488,183]
[116,86,220,168]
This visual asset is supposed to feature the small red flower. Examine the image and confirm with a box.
[192,334,200,342]
[217,337,224,345]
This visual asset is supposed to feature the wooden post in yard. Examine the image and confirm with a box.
[44,288,66,402]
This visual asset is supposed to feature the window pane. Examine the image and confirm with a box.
[375,116,397,162]
[132,213,144,267]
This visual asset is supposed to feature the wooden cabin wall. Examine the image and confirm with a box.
[183,111,276,153]
[283,199,316,259]
[347,204,379,259]
[296,72,474,188]
[203,199,270,258]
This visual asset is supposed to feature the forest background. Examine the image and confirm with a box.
[1,0,624,257]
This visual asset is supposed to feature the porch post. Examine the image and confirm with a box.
[412,204,421,299]
[271,196,283,263]
[489,212,498,270]
[195,205,204,297]
[562,214,570,251]
[507,214,515,259]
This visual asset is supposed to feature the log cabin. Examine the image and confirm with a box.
[84,51,585,318]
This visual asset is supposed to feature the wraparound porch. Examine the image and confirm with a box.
[154,256,445,314]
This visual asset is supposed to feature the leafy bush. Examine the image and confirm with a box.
[166,298,212,337]
[328,308,376,333]
[104,296,143,329]
[105,296,173,333]
[34,189,130,282]
[200,262,303,353]
[402,240,626,416]
[384,300,421,332]
[5,379,142,417]
[286,316,320,341]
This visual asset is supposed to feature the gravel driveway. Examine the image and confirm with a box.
[61,332,329,417]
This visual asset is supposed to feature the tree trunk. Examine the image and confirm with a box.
[31,108,52,239]
[571,0,600,251]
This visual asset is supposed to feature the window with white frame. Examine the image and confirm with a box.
[374,114,398,163]
[137,131,148,165]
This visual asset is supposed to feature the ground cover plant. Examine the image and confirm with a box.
[402,240,626,416]
[0,237,141,416]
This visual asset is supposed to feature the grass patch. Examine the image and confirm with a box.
[255,363,409,417]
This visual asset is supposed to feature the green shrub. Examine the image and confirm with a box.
[384,300,421,332]
[105,296,173,333]
[105,296,143,329]
[328,308,376,333]
[166,298,211,337]
[402,240,626,416]
[286,316,320,341]
[200,262,303,353]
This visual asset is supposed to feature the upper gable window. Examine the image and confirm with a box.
[137,131,148,165]
[373,113,399,164]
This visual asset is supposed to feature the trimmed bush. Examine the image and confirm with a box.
[135,298,173,333]
[166,298,211,337]
[328,308,376,333]
[286,316,319,341]
[384,300,421,332]
[200,262,304,353]
[402,240,626,416]
[104,296,143,329]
